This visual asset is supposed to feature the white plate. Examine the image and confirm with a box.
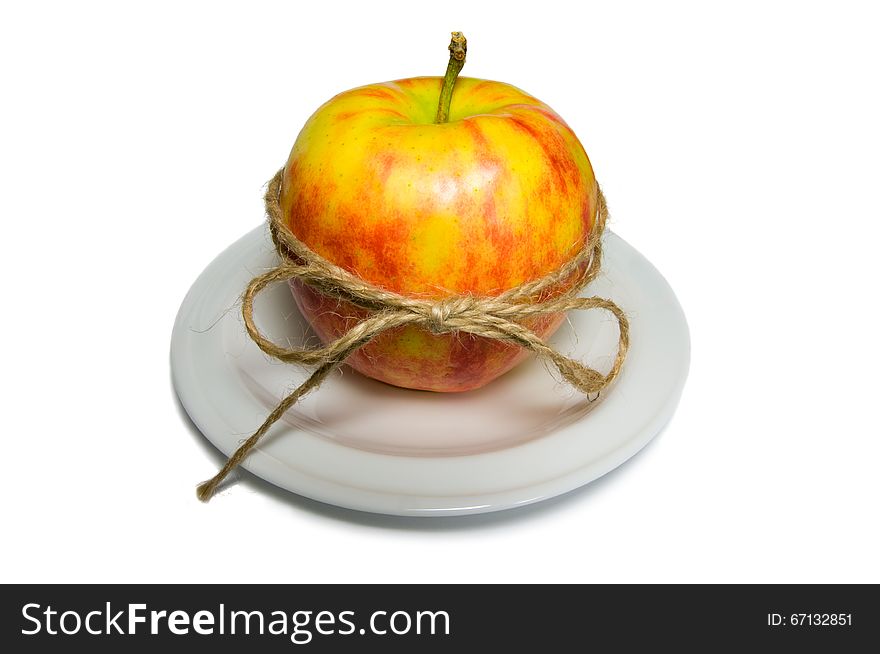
[171,226,689,516]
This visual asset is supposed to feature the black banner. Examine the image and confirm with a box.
[1,584,876,651]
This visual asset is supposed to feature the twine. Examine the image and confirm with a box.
[196,168,630,501]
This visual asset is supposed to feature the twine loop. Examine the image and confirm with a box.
[196,168,630,501]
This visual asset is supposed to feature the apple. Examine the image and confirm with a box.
[279,34,598,392]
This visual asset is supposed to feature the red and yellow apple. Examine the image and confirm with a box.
[280,46,597,392]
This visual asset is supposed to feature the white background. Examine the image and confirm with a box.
[2,1,878,583]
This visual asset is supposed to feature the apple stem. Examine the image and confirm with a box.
[435,32,467,124]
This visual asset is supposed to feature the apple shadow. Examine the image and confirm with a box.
[172,372,667,532]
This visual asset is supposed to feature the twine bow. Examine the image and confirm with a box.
[196,169,630,501]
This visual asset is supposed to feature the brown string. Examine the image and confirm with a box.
[196,169,630,501]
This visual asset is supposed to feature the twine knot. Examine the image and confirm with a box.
[427,300,454,334]
[423,296,477,334]
[196,168,630,502]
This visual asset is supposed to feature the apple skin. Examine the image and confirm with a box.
[280,76,597,392]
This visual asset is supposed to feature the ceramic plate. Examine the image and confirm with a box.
[171,226,689,516]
